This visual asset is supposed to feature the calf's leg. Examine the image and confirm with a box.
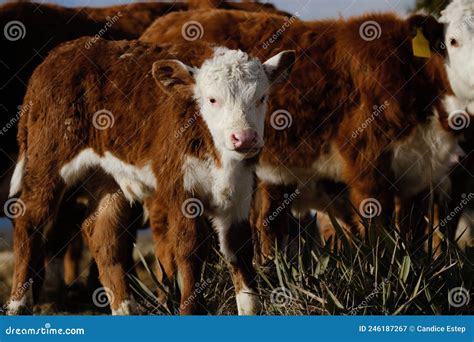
[81,191,137,315]
[214,216,261,315]
[7,174,65,315]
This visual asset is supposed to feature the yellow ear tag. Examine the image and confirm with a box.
[412,28,431,58]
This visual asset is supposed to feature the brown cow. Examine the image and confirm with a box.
[6,37,294,315]
[139,4,473,258]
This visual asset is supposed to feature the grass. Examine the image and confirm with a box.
[132,214,473,315]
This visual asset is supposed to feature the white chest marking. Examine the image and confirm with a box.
[392,116,460,198]
[60,148,157,203]
[182,155,254,221]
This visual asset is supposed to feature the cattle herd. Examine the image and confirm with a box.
[0,0,472,315]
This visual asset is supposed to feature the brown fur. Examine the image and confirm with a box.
[140,10,467,257]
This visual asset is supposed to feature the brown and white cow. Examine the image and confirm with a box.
[0,0,292,302]
[6,37,294,315]
[139,2,473,257]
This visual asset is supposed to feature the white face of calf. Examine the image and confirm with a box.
[439,0,474,102]
[193,48,294,160]
[153,47,295,161]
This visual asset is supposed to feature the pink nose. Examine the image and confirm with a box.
[230,129,258,151]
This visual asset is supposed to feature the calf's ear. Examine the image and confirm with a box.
[152,60,196,95]
[263,50,296,84]
[407,15,446,56]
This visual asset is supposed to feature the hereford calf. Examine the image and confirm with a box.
[141,3,473,257]
[6,37,293,315]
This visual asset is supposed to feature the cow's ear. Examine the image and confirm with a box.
[407,15,446,56]
[152,60,196,95]
[263,50,296,84]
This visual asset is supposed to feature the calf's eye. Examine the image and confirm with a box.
[259,96,266,104]
[450,38,459,47]
[210,98,217,104]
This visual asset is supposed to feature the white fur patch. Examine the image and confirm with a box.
[6,289,32,315]
[392,117,459,198]
[236,285,260,315]
[60,148,157,203]
[111,298,136,315]
[183,155,254,220]
[9,156,25,197]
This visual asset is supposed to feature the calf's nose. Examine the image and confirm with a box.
[230,129,257,150]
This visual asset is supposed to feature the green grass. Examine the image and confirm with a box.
[132,216,473,315]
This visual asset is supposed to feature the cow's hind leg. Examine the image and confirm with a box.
[82,190,137,315]
[7,172,65,315]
